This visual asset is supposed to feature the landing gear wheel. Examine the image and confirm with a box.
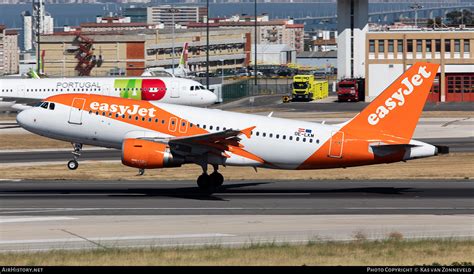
[67,160,78,170]
[138,169,145,176]
[197,173,211,190]
[209,172,224,187]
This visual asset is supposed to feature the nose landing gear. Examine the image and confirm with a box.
[67,143,82,170]
[197,164,224,190]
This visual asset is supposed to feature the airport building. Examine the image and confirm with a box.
[0,26,19,76]
[335,0,474,102]
[187,14,305,53]
[146,6,207,27]
[366,29,474,102]
[40,27,250,77]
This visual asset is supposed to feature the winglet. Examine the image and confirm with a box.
[240,126,256,139]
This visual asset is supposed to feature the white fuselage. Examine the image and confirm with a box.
[17,96,437,170]
[0,77,217,108]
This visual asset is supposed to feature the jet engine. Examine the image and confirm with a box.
[121,138,183,169]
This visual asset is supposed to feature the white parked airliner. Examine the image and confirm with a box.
[0,75,217,111]
[16,62,440,190]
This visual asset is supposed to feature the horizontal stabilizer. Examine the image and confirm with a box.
[370,143,417,157]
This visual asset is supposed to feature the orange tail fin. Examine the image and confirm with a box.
[343,62,439,142]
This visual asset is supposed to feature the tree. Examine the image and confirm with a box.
[427,17,442,28]
[445,9,472,26]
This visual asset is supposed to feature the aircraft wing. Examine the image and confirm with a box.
[140,126,258,159]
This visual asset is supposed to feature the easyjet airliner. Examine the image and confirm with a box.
[16,62,440,189]
[0,75,217,111]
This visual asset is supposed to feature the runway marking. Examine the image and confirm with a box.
[0,233,235,245]
[0,217,76,223]
[1,207,474,214]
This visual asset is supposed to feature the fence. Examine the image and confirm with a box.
[221,78,292,102]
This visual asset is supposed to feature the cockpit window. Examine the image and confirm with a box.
[190,86,194,91]
[40,102,48,109]
[49,103,55,110]
[199,86,206,90]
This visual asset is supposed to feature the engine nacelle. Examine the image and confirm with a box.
[121,138,183,169]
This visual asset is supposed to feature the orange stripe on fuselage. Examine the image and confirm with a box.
[48,94,207,137]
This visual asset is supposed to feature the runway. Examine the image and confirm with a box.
[0,137,471,164]
[1,180,472,215]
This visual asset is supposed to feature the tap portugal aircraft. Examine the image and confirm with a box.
[17,62,439,189]
[0,76,217,111]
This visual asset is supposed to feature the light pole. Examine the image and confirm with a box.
[219,59,224,84]
[410,3,423,28]
[254,0,258,88]
[167,7,180,75]
[206,0,210,89]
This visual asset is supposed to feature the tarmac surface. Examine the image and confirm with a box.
[0,180,472,215]
[214,94,474,112]
[1,179,472,252]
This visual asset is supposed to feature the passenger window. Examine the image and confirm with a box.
[309,139,313,143]
[276,134,279,139]
[296,137,300,141]
[203,125,206,129]
[155,119,159,123]
[148,118,152,122]
[256,132,260,136]
[289,136,293,141]
[263,133,266,137]
[282,135,286,140]
[269,133,273,138]
[135,116,139,121]
[210,125,213,130]
[303,138,306,142]
[316,139,320,144]
[216,126,220,131]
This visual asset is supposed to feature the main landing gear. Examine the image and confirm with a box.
[197,164,224,190]
[67,143,82,170]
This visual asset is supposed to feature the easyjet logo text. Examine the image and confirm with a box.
[368,65,432,126]
[90,102,156,117]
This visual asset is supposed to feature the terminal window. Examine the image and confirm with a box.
[426,40,432,52]
[464,40,470,52]
[369,40,375,52]
[455,40,461,52]
[378,40,384,53]
[416,40,422,53]
[388,40,394,52]
[397,40,403,52]
[407,40,413,53]
[445,40,451,52]
[435,40,441,52]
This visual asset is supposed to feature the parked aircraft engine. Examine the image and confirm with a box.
[121,139,183,169]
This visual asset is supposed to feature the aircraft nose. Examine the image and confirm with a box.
[16,109,35,130]
[206,91,218,104]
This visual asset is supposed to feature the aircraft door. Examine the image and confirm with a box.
[328,131,344,158]
[170,82,180,98]
[68,98,86,125]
